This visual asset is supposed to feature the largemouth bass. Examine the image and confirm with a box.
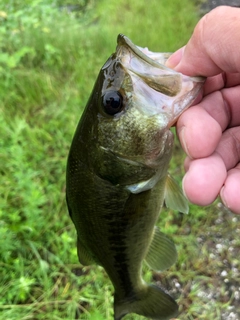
[66,34,204,320]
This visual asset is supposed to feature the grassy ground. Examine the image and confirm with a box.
[1,0,240,319]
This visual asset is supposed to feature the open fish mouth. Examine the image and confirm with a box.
[116,34,205,126]
[67,34,205,320]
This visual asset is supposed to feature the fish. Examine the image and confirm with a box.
[66,34,205,320]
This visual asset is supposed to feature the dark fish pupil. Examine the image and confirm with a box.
[103,91,123,115]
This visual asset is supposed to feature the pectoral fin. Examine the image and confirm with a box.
[77,237,96,266]
[145,227,177,271]
[164,173,189,214]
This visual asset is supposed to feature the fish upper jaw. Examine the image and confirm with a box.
[116,34,205,127]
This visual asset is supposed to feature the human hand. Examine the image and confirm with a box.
[166,6,240,214]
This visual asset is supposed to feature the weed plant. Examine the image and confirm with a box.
[1,0,240,319]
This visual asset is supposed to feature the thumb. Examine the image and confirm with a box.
[166,6,240,77]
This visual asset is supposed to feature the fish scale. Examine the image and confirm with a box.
[66,34,205,319]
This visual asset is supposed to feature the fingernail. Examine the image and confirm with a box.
[166,47,185,68]
[178,127,191,158]
[220,187,228,208]
[182,175,189,200]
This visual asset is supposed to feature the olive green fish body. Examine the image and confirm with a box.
[66,34,205,319]
[67,134,175,319]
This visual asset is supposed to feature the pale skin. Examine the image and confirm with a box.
[166,6,240,214]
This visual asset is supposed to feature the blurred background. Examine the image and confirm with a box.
[1,0,240,319]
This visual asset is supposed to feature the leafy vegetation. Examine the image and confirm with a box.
[1,0,240,319]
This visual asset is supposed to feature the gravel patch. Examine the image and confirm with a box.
[201,0,240,12]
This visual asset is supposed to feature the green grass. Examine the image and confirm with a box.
[1,0,240,319]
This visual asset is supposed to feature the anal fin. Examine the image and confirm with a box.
[145,227,177,271]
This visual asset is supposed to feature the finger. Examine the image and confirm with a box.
[199,73,240,96]
[166,46,185,69]
[222,85,240,127]
[166,6,240,76]
[177,85,240,159]
[203,74,225,96]
[220,164,240,214]
[177,102,223,159]
[202,86,240,129]
[225,73,240,88]
[216,127,240,170]
[182,153,227,206]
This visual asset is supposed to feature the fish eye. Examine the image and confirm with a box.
[102,91,123,115]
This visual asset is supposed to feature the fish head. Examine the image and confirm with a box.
[84,34,204,186]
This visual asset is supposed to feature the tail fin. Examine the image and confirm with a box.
[114,284,178,320]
